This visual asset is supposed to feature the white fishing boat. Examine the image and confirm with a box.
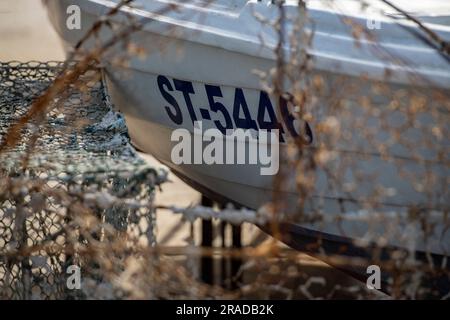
[44,0,450,266]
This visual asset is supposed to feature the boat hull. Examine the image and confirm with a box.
[44,0,450,258]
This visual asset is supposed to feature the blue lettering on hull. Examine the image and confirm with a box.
[157,75,313,143]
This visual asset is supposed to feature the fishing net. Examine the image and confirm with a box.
[1,0,449,300]
[0,61,382,300]
[259,2,450,299]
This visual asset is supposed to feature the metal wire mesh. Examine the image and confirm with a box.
[0,61,163,299]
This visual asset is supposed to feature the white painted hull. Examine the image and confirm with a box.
[45,0,450,257]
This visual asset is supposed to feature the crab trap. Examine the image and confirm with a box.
[0,61,165,299]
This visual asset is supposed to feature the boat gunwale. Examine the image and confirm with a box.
[66,0,450,88]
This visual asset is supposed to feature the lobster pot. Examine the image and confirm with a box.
[0,62,162,299]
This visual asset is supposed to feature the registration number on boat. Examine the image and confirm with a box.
[157,75,309,143]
